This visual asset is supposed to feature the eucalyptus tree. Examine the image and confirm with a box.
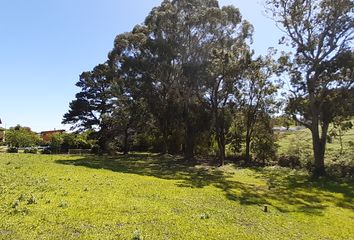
[109,25,181,154]
[238,54,279,163]
[160,0,255,160]
[144,0,216,159]
[109,0,249,159]
[142,4,184,154]
[204,6,254,165]
[266,0,354,175]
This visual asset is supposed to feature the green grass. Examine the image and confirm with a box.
[277,126,354,160]
[0,153,353,239]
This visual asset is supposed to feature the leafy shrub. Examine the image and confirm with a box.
[24,148,38,154]
[90,145,101,154]
[326,156,354,180]
[251,124,278,164]
[5,125,41,148]
[285,137,313,167]
[41,148,52,154]
[252,136,278,164]
[278,155,301,169]
[7,147,18,153]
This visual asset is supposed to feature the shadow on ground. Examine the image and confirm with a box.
[56,154,354,215]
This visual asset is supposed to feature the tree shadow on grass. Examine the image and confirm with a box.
[251,167,354,213]
[55,154,354,215]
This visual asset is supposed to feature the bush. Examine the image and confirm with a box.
[325,155,354,180]
[41,148,52,155]
[278,155,301,169]
[24,147,38,154]
[252,128,278,164]
[90,145,101,154]
[7,147,18,153]
[285,137,313,167]
[326,164,354,180]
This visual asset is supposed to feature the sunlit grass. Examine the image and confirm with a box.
[277,126,354,160]
[0,153,353,239]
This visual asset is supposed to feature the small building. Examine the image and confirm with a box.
[40,130,66,142]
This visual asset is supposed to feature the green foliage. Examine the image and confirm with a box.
[266,0,354,174]
[43,132,94,154]
[24,147,38,154]
[63,0,278,163]
[61,0,353,170]
[251,121,278,164]
[41,148,52,155]
[329,118,353,154]
[61,132,93,151]
[227,113,244,154]
[227,111,277,164]
[5,125,40,148]
[277,126,354,178]
[49,133,64,153]
[7,147,18,153]
[272,115,295,129]
[278,155,301,169]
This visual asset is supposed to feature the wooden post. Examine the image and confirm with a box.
[264,205,268,212]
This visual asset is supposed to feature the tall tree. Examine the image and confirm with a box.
[109,0,249,159]
[204,5,254,165]
[62,64,114,151]
[266,0,354,175]
[238,54,279,163]
[158,0,216,160]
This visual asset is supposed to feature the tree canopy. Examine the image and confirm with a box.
[266,0,354,175]
[63,0,353,173]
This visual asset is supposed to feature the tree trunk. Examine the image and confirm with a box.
[162,132,168,154]
[215,112,226,166]
[161,118,168,154]
[184,125,195,161]
[123,127,129,155]
[216,122,225,166]
[311,121,328,176]
[97,126,109,154]
[183,103,195,161]
[245,131,251,164]
[217,137,225,166]
[339,129,343,155]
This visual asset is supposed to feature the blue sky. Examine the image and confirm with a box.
[0,0,283,132]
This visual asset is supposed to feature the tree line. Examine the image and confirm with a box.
[4,125,94,154]
[63,0,354,175]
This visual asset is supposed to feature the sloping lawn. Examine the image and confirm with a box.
[0,153,353,239]
[277,126,354,158]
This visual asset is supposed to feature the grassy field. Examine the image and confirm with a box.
[277,126,354,161]
[277,126,354,152]
[0,153,353,239]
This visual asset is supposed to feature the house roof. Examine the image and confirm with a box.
[40,130,66,134]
